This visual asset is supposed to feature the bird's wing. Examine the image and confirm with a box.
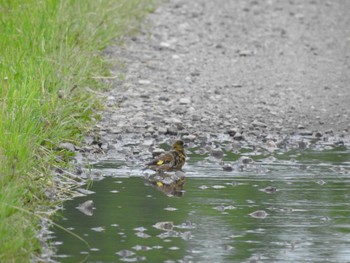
[147,152,174,166]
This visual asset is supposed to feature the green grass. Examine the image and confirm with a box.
[0,0,155,261]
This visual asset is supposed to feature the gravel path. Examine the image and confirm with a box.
[87,0,350,160]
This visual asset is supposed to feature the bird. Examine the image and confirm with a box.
[145,140,186,172]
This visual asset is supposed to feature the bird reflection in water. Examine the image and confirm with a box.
[145,171,185,197]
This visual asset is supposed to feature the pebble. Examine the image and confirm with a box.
[58,142,76,152]
[227,128,237,137]
[233,132,244,141]
[260,186,278,193]
[138,79,151,85]
[222,165,233,172]
[325,129,334,134]
[76,200,94,216]
[179,97,191,105]
[165,126,178,135]
[252,120,267,128]
[192,115,201,121]
[315,131,323,137]
[182,134,196,141]
[298,130,313,136]
[142,139,154,147]
[153,221,174,231]
[240,156,253,164]
[249,210,268,219]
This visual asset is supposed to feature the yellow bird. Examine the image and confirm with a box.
[145,140,186,172]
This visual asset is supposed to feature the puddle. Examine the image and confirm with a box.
[51,146,350,262]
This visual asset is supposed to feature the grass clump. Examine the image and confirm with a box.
[0,0,155,261]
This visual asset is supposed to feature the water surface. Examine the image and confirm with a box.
[52,146,350,262]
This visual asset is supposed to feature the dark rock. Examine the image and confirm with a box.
[298,130,313,136]
[211,148,224,159]
[249,210,268,219]
[227,128,237,137]
[158,96,169,101]
[260,186,278,193]
[153,221,174,231]
[315,131,323,138]
[240,156,253,164]
[298,140,307,149]
[222,165,233,172]
[325,129,334,134]
[165,126,178,135]
[233,132,244,140]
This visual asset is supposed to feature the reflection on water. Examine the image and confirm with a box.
[52,147,350,262]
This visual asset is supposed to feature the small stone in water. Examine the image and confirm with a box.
[240,156,253,164]
[211,148,224,158]
[281,207,294,213]
[153,245,163,249]
[164,207,178,211]
[212,185,226,189]
[133,226,147,232]
[76,200,95,216]
[116,250,135,257]
[135,232,151,238]
[260,186,278,193]
[153,221,174,231]
[222,165,233,171]
[214,205,236,211]
[176,221,196,229]
[228,181,239,186]
[132,245,152,251]
[316,180,326,185]
[114,181,123,184]
[91,226,105,232]
[249,210,268,219]
[121,256,146,262]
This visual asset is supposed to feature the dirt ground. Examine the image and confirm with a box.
[90,0,350,157]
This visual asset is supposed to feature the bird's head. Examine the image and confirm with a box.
[172,140,184,151]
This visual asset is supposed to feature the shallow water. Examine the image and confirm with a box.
[52,146,350,263]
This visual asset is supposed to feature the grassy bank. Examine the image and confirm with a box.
[0,0,155,261]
